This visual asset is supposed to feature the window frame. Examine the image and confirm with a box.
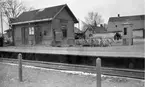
[29,27,34,35]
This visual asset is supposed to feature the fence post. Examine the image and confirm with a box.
[96,58,101,87]
[18,53,22,82]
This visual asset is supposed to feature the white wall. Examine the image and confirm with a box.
[107,20,145,32]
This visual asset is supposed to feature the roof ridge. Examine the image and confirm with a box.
[110,14,145,18]
[109,14,145,22]
[11,4,78,25]
[23,4,66,21]
[52,4,66,19]
[23,4,66,13]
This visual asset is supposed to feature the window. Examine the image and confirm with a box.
[124,28,127,35]
[115,25,117,27]
[62,29,67,38]
[29,27,34,35]
[44,30,47,36]
[61,25,67,38]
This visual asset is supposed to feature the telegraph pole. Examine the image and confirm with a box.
[0,11,4,46]
[0,1,4,37]
[0,1,5,46]
[0,11,3,37]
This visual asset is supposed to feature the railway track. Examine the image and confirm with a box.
[0,58,144,79]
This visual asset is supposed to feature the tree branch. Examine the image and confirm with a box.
[0,0,33,24]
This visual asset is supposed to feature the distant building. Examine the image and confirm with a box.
[4,29,13,43]
[0,33,2,37]
[5,29,12,38]
[107,14,145,38]
[83,26,106,38]
[10,4,78,46]
[74,27,82,34]
[74,27,84,39]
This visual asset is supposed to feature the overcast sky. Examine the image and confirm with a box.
[23,0,145,23]
[1,0,145,32]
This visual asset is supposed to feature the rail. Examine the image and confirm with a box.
[0,58,144,79]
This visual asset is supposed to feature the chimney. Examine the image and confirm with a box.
[118,14,120,17]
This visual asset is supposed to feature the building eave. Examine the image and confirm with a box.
[53,4,79,23]
[11,18,53,25]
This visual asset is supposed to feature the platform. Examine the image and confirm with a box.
[0,44,144,58]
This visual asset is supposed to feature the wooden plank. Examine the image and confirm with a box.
[18,53,23,82]
[96,58,101,87]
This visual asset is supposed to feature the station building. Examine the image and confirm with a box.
[10,4,78,46]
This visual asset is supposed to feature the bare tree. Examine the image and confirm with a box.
[85,11,104,27]
[0,0,34,45]
[0,0,34,24]
[81,11,104,34]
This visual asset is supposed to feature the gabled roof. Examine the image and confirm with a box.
[109,15,145,22]
[11,4,78,25]
[94,27,107,33]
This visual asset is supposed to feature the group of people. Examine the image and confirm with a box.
[114,32,122,40]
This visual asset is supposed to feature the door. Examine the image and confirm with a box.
[21,27,28,45]
[35,26,42,44]
[124,27,127,35]
[61,24,67,39]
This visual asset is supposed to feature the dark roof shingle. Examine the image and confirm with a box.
[12,4,78,24]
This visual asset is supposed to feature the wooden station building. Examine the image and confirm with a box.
[10,4,78,46]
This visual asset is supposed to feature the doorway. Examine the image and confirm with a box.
[21,27,28,45]
[35,26,42,44]
[124,27,127,35]
[61,24,67,39]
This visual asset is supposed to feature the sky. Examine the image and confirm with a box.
[0,0,145,32]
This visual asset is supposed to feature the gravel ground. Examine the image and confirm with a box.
[0,63,144,87]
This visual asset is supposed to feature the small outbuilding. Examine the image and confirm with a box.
[10,4,78,46]
[5,29,12,38]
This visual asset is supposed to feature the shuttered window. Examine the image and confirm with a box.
[55,31,62,41]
